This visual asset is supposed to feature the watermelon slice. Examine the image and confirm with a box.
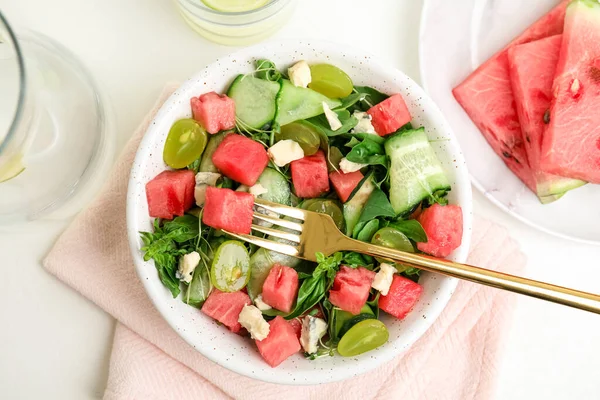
[508,35,586,198]
[328,266,376,315]
[261,263,299,313]
[201,289,251,333]
[290,150,330,198]
[366,93,411,136]
[191,92,236,134]
[453,0,569,193]
[379,275,423,320]
[540,0,600,184]
[417,203,463,258]
[202,186,254,234]
[329,170,363,203]
[145,170,195,219]
[212,134,269,186]
[255,316,301,367]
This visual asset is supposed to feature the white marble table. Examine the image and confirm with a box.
[1,0,599,398]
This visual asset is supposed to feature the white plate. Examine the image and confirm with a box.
[419,0,600,245]
[126,40,473,385]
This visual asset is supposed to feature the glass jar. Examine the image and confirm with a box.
[175,0,297,46]
[0,12,115,224]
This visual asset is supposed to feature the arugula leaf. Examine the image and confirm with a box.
[345,137,388,167]
[386,219,428,243]
[187,157,201,174]
[357,187,396,224]
[352,86,389,111]
[344,137,361,148]
[335,92,367,111]
[351,132,385,145]
[366,292,380,319]
[305,110,358,137]
[401,267,421,283]
[255,59,282,82]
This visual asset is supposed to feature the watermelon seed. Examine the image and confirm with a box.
[525,135,531,144]
[569,78,583,99]
[590,66,600,84]
[543,109,551,125]
[502,151,511,159]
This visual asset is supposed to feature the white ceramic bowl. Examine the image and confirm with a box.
[127,40,473,385]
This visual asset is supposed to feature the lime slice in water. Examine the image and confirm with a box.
[0,153,25,183]
[201,0,270,12]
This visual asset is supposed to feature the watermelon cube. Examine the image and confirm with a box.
[417,203,463,258]
[366,94,411,136]
[290,150,330,198]
[255,316,301,367]
[328,266,376,315]
[191,92,236,134]
[201,289,251,333]
[261,264,299,313]
[145,170,195,219]
[329,170,363,203]
[379,275,423,320]
[452,1,569,193]
[212,134,269,186]
[540,0,600,184]
[202,186,254,234]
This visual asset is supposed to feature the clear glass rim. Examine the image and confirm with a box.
[0,10,26,157]
[179,0,285,17]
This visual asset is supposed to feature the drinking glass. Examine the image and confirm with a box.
[0,12,115,224]
[175,0,297,46]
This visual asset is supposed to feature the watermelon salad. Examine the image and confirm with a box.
[139,59,463,367]
[454,0,600,204]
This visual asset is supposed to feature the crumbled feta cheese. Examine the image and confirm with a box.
[249,183,269,197]
[339,157,367,173]
[238,305,270,341]
[268,139,305,167]
[350,111,377,135]
[371,263,396,296]
[322,102,342,131]
[288,60,311,88]
[300,316,328,354]
[236,185,249,192]
[254,294,272,311]
[176,251,201,284]
[194,172,221,206]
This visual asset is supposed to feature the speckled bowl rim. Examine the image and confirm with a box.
[126,39,473,385]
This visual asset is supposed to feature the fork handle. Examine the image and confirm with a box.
[346,241,600,314]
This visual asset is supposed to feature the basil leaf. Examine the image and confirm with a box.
[356,219,380,242]
[342,251,373,269]
[387,219,428,243]
[162,215,201,243]
[357,187,396,224]
[285,275,327,319]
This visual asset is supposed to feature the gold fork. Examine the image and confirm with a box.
[224,199,600,314]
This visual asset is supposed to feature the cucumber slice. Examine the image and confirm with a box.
[385,128,451,215]
[200,131,230,173]
[343,171,376,236]
[184,257,212,307]
[256,167,291,205]
[227,75,280,129]
[275,79,342,126]
[247,248,273,300]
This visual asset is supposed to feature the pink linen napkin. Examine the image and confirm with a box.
[44,86,527,400]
